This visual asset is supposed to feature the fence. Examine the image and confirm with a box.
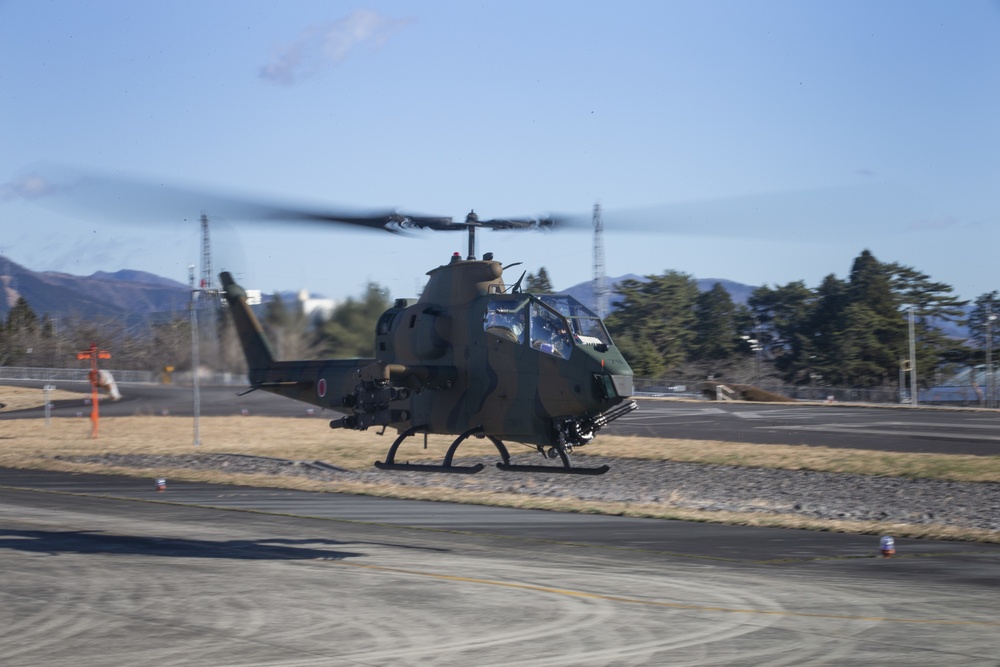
[2,366,984,406]
[633,377,921,405]
[0,366,247,386]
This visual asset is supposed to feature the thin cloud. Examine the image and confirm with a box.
[904,216,984,232]
[259,9,415,85]
[0,173,59,202]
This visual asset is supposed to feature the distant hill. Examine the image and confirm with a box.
[88,269,187,288]
[0,256,190,322]
[561,274,757,312]
[0,257,329,325]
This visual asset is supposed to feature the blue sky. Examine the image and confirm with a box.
[2,1,999,304]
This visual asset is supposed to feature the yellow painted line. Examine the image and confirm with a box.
[332,560,1000,628]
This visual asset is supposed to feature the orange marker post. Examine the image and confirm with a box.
[76,343,111,438]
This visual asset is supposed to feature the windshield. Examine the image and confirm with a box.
[537,295,612,346]
[530,300,573,358]
[484,296,528,344]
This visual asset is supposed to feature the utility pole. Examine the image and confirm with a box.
[592,202,608,319]
[987,305,996,409]
[189,264,201,446]
[908,307,918,408]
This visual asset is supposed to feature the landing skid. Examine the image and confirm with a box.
[374,425,608,475]
[496,462,609,475]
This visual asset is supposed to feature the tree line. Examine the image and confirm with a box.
[604,249,991,389]
[0,282,392,375]
[2,250,995,391]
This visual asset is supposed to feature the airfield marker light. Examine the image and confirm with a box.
[879,535,895,558]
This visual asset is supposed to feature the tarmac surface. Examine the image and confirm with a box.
[5,379,1000,456]
[2,467,1000,665]
[610,400,1000,456]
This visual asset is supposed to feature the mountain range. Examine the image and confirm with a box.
[562,274,756,310]
[1,256,191,322]
[0,256,757,323]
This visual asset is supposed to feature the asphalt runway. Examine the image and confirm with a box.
[0,379,322,420]
[5,380,1000,456]
[606,400,1000,456]
[1,468,999,666]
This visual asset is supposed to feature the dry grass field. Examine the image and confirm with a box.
[3,386,1000,542]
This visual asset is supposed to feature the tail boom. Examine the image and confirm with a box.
[220,271,373,410]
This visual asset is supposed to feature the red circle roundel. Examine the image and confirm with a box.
[317,378,327,398]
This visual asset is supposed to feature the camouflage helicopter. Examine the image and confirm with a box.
[222,210,636,475]
[13,166,637,473]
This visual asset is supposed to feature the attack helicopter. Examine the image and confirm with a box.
[13,166,640,473]
[13,166,919,475]
[222,209,636,475]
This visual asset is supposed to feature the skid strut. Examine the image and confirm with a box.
[374,425,609,475]
[375,426,506,474]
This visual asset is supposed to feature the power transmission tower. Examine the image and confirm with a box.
[200,213,216,298]
[198,213,219,364]
[592,202,608,318]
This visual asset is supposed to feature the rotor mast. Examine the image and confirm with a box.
[465,210,479,260]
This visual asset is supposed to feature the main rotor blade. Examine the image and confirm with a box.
[596,183,924,240]
[9,164,918,244]
[9,165,426,234]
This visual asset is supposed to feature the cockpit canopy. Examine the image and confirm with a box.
[483,293,612,359]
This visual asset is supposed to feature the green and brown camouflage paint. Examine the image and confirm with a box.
[220,253,633,449]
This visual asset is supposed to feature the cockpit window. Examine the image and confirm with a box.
[484,297,527,344]
[530,301,573,358]
[537,294,612,346]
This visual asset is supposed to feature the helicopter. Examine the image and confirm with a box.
[10,166,640,473]
[221,209,637,475]
[13,167,919,474]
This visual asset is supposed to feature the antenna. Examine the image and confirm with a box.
[198,213,219,363]
[200,213,213,295]
[592,202,608,318]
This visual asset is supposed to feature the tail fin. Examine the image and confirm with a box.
[220,271,275,370]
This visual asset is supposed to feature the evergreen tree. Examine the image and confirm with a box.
[836,250,906,386]
[837,302,897,386]
[801,274,849,385]
[315,282,391,358]
[968,292,1000,352]
[525,267,554,294]
[262,292,310,359]
[691,283,740,361]
[886,263,967,320]
[3,296,39,365]
[886,262,969,383]
[604,271,698,376]
[6,296,38,333]
[748,280,813,379]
